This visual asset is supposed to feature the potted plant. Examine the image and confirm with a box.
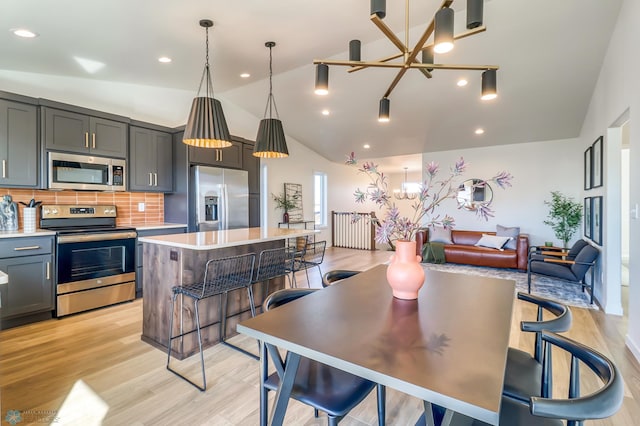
[543,191,583,248]
[272,192,297,223]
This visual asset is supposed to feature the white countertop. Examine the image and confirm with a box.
[138,227,318,250]
[0,230,57,239]
[135,223,188,231]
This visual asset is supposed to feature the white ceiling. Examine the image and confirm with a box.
[2,0,622,171]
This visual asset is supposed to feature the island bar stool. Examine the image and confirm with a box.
[166,252,256,391]
[253,246,297,295]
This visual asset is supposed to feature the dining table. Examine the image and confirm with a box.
[237,264,516,426]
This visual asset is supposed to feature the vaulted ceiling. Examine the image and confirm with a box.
[2,0,622,169]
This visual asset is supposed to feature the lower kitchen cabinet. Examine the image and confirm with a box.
[136,226,186,297]
[0,236,55,329]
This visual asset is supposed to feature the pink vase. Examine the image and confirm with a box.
[386,240,425,300]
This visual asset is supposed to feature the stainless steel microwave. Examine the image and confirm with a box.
[48,152,126,191]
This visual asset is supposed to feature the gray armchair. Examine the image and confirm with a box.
[527,242,599,304]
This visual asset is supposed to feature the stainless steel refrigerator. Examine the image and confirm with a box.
[190,165,249,231]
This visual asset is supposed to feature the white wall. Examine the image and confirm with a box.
[419,139,582,246]
[621,148,630,262]
[577,0,639,356]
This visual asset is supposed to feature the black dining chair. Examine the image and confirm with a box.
[321,269,361,287]
[503,292,572,403]
[481,331,624,426]
[261,288,386,426]
[166,252,256,391]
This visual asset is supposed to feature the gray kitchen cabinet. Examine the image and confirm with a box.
[243,141,261,227]
[0,236,54,329]
[188,139,243,169]
[135,226,186,297]
[43,107,127,158]
[0,99,39,188]
[243,142,260,194]
[129,126,173,192]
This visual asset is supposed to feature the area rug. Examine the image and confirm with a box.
[421,263,597,310]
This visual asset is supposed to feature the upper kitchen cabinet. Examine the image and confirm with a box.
[43,107,128,158]
[188,139,243,169]
[129,126,173,192]
[0,99,39,188]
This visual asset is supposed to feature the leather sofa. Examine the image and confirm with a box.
[415,229,529,271]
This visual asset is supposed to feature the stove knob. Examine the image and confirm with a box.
[51,208,58,215]
[43,208,50,215]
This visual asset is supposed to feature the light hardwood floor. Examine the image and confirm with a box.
[1,247,639,425]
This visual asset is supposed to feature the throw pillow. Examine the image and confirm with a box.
[429,226,453,244]
[475,234,512,251]
[496,224,520,250]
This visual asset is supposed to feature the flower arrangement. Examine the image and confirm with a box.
[346,152,513,245]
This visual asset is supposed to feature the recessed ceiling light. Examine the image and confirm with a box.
[158,56,172,63]
[321,109,330,116]
[363,144,370,149]
[475,128,485,135]
[457,79,468,87]
[240,73,250,78]
[12,28,38,38]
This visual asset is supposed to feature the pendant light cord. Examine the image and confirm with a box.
[197,24,214,98]
[263,43,280,119]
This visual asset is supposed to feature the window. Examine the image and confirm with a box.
[314,171,327,227]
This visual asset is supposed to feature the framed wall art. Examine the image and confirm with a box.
[591,195,602,245]
[584,146,592,190]
[591,136,603,188]
[284,182,303,222]
[584,197,591,239]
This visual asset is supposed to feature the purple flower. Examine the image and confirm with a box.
[475,204,495,221]
[370,188,390,205]
[350,212,362,223]
[426,161,439,177]
[345,151,357,165]
[354,189,366,203]
[493,171,513,189]
[453,157,467,174]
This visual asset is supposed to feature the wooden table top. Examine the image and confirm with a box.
[238,264,516,425]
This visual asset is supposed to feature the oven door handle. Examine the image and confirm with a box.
[57,232,137,244]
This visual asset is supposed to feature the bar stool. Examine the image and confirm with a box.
[166,252,256,391]
[254,246,297,294]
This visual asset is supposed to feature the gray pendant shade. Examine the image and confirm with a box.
[253,41,289,158]
[183,20,233,149]
[481,69,497,100]
[183,96,232,148]
[254,118,289,158]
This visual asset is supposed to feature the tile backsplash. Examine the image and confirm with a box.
[0,188,164,230]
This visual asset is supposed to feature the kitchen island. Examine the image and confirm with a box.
[139,227,317,359]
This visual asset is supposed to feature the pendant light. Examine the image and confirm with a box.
[253,41,289,158]
[378,98,390,123]
[183,19,232,148]
[394,167,418,200]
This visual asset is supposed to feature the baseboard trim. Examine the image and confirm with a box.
[626,334,640,364]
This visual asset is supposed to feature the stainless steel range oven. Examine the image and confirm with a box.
[40,205,136,317]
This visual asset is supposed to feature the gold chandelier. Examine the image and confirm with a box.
[313,0,499,122]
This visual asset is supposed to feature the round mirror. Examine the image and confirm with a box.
[457,179,493,211]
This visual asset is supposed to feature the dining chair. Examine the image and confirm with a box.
[503,292,572,403]
[487,331,624,426]
[166,252,256,391]
[261,288,386,425]
[321,269,361,287]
